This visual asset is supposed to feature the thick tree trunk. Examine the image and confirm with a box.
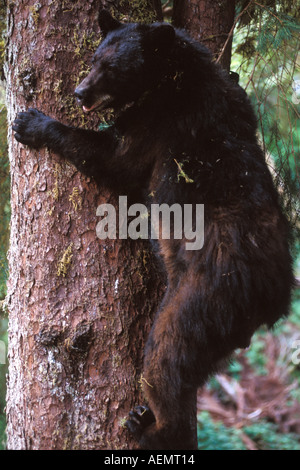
[173,0,236,71]
[5,0,164,450]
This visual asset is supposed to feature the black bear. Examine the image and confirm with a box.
[13,10,294,450]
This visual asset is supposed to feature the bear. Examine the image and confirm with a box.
[13,10,294,450]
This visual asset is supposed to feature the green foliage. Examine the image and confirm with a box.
[243,421,300,450]
[236,0,300,24]
[198,412,246,450]
[291,290,300,321]
[198,412,300,450]
[257,12,300,54]
[0,413,6,450]
[243,335,268,374]
[227,359,243,380]
[232,3,300,251]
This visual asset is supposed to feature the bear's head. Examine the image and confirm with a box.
[74,10,175,113]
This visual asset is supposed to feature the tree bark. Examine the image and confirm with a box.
[151,0,164,21]
[173,0,236,71]
[5,0,164,450]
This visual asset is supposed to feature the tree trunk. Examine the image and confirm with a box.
[5,0,164,450]
[173,0,236,71]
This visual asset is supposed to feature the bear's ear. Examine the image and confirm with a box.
[146,23,175,52]
[98,10,121,36]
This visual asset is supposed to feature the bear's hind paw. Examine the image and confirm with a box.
[125,405,155,438]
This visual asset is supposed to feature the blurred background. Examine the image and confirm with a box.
[0,0,299,450]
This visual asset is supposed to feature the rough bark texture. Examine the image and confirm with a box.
[173,0,236,71]
[5,0,164,450]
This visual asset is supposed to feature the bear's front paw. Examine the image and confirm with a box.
[125,405,155,440]
[12,108,54,149]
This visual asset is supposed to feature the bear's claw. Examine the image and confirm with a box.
[12,109,52,149]
[125,405,155,438]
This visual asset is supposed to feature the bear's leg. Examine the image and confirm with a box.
[127,388,198,450]
[126,274,243,450]
[144,389,198,450]
[127,286,213,450]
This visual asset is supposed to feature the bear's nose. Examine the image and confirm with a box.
[74,87,88,100]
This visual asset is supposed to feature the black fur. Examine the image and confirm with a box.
[12,11,294,450]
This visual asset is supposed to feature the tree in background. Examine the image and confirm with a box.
[173,0,236,71]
